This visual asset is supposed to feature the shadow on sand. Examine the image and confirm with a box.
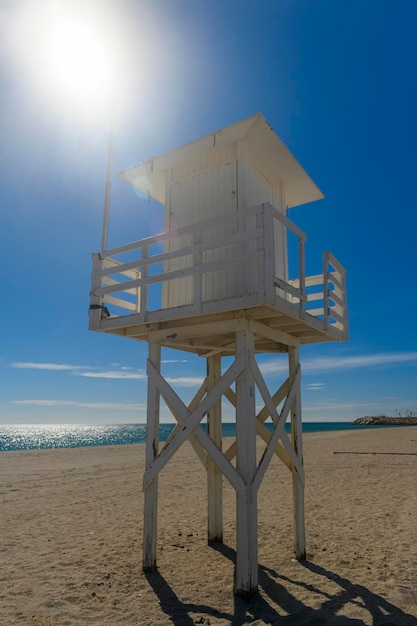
[145,542,417,625]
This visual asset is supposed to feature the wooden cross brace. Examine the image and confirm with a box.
[143,353,303,495]
[142,337,306,595]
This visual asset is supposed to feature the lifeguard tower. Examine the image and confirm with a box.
[89,113,348,596]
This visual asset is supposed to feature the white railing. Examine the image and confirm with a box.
[89,203,348,339]
[288,252,348,339]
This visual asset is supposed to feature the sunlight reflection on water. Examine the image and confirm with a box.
[0,422,382,452]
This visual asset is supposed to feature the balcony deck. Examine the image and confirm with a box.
[89,203,348,355]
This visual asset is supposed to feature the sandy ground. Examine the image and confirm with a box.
[1,426,417,625]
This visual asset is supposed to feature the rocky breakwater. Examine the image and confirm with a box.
[353,415,417,425]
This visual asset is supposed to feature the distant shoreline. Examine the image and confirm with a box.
[353,415,417,426]
[0,422,371,453]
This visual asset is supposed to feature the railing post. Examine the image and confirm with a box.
[140,244,149,319]
[341,271,349,340]
[193,230,202,313]
[263,204,275,303]
[323,252,329,331]
[89,253,103,331]
[330,252,348,337]
[299,239,306,318]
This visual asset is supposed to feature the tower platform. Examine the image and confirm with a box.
[89,202,348,355]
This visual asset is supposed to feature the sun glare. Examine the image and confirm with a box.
[11,1,123,124]
[44,19,114,109]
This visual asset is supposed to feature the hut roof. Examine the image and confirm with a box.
[119,113,324,208]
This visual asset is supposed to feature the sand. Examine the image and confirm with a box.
[1,426,417,625]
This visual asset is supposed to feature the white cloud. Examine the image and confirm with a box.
[77,370,146,380]
[165,376,204,387]
[11,400,145,411]
[162,359,188,364]
[260,351,417,376]
[305,383,325,391]
[14,352,417,398]
[12,362,89,371]
[258,359,287,375]
[11,362,146,380]
[304,352,417,372]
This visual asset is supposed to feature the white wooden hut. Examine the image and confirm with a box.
[89,113,348,596]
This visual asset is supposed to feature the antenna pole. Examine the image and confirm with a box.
[101,93,115,252]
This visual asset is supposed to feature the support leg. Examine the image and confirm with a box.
[234,330,258,597]
[207,355,223,544]
[143,343,161,571]
[288,346,306,560]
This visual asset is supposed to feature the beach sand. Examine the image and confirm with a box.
[1,426,417,625]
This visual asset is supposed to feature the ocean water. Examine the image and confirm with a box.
[0,421,385,453]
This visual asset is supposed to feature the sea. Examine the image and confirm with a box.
[0,422,390,453]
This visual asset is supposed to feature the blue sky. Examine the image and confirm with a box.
[1,0,416,424]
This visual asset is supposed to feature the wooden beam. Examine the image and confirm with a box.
[143,343,161,572]
[161,379,208,469]
[248,355,304,484]
[289,346,306,560]
[100,226,263,278]
[102,276,139,295]
[255,419,292,472]
[103,295,137,312]
[147,317,249,343]
[234,329,258,597]
[257,379,289,422]
[207,355,223,544]
[99,201,265,259]
[249,319,299,348]
[252,365,300,494]
[143,358,246,494]
[95,249,264,297]
[224,380,290,465]
[201,347,225,358]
